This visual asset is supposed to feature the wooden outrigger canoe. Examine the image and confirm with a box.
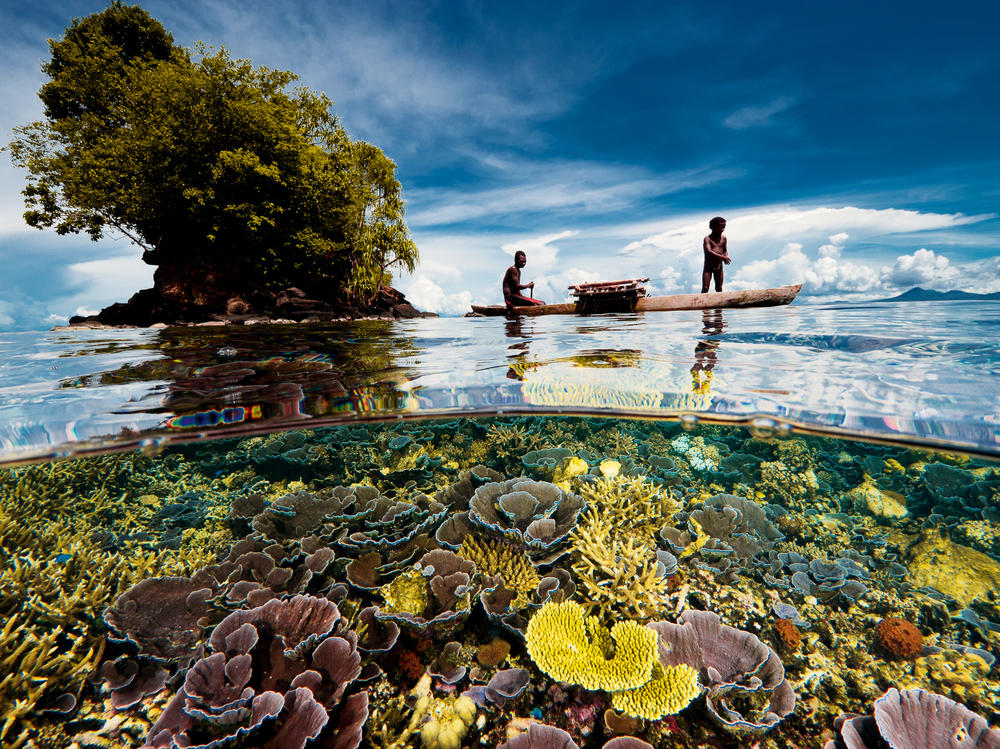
[469,283,802,317]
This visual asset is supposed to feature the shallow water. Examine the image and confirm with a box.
[1,299,999,465]
[2,301,1000,748]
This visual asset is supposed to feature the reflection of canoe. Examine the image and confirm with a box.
[469,284,802,317]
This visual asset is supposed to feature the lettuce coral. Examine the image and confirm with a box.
[610,662,701,720]
[524,600,657,692]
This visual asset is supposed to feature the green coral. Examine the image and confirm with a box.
[525,600,657,692]
[611,662,701,720]
[380,567,430,616]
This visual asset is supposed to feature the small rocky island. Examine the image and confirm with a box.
[67,267,433,328]
[10,4,431,329]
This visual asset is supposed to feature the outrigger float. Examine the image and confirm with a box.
[469,278,802,317]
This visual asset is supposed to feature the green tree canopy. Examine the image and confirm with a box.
[9,2,417,303]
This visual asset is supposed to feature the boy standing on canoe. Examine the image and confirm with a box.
[702,216,731,293]
[503,251,545,306]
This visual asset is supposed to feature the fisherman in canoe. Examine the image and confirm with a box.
[503,250,545,307]
[702,216,731,293]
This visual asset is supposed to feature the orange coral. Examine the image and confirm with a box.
[774,618,801,652]
[874,617,923,659]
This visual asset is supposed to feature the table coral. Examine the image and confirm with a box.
[524,601,657,693]
[609,662,700,720]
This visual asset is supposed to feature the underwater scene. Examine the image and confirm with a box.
[4,414,1000,749]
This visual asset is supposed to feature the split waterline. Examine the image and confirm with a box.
[1,300,999,747]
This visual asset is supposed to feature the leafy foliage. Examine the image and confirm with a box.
[8,2,417,301]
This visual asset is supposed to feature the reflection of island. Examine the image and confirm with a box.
[60,323,423,430]
[691,309,726,395]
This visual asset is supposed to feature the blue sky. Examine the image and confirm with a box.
[1,0,998,327]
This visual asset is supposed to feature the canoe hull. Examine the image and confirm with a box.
[469,284,801,317]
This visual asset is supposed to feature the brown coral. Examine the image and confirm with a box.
[874,617,923,660]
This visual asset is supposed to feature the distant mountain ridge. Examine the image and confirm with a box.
[870,287,1000,302]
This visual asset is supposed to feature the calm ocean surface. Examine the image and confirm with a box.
[1,299,998,465]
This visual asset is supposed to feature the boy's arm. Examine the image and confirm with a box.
[721,236,731,263]
[703,236,727,259]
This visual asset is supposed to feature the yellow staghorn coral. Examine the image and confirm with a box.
[577,475,682,544]
[525,601,657,692]
[570,481,680,621]
[458,536,539,598]
[610,662,701,720]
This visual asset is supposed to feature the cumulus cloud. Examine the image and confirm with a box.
[501,230,577,273]
[723,96,795,130]
[531,266,604,304]
[620,206,989,261]
[62,254,154,311]
[724,236,987,299]
[399,273,474,316]
[883,248,960,288]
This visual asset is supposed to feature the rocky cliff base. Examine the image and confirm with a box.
[64,284,434,329]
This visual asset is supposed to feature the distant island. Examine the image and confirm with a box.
[869,287,1000,303]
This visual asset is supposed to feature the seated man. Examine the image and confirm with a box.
[502,250,544,306]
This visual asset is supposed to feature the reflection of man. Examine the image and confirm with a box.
[503,251,545,306]
[691,308,725,394]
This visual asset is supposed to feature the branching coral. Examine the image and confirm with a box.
[524,601,657,693]
[570,476,682,621]
[577,476,682,545]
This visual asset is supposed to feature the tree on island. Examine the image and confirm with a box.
[8,2,420,323]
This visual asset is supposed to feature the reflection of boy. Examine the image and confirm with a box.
[701,216,730,293]
[502,250,544,305]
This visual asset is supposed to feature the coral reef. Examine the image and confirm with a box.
[5,415,1000,749]
[525,601,657,693]
[436,478,586,565]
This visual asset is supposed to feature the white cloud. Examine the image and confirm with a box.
[723,96,795,130]
[61,253,154,314]
[620,206,990,261]
[726,239,987,298]
[407,160,738,228]
[399,273,474,316]
[501,230,577,273]
[532,266,604,304]
[883,248,960,288]
[0,301,15,328]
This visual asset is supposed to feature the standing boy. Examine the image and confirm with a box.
[702,216,731,293]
